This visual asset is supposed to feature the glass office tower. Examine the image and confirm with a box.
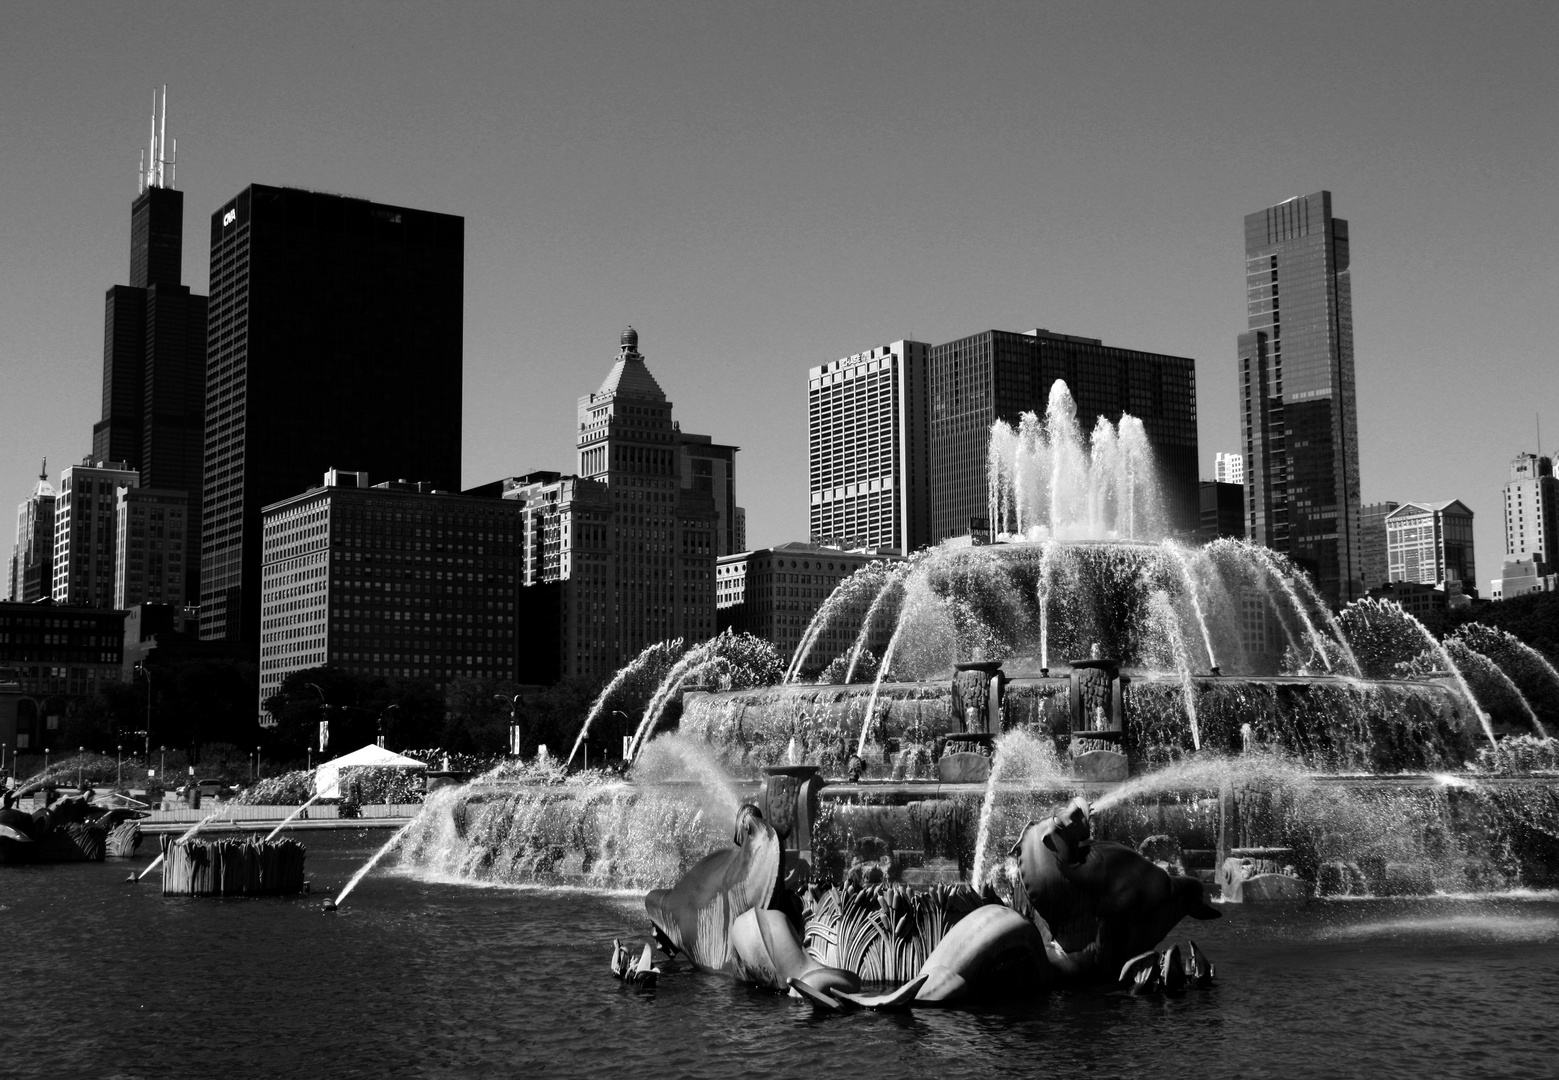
[1237,191,1363,607]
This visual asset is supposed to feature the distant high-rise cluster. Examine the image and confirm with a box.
[1238,192,1363,608]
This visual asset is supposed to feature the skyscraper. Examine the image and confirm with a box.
[808,341,931,555]
[114,486,193,608]
[928,328,1199,541]
[52,458,140,608]
[92,90,207,603]
[8,463,56,603]
[202,186,463,644]
[1238,191,1362,607]
[1498,452,1558,598]
[1502,452,1557,566]
[569,327,717,669]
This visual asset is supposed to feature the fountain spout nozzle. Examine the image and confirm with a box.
[1209,665,1221,677]
[322,898,337,912]
[1040,667,1049,679]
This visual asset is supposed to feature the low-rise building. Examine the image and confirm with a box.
[1198,481,1244,543]
[1386,500,1476,589]
[257,469,525,720]
[0,600,126,750]
[717,542,901,674]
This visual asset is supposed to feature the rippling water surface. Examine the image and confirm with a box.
[4,831,1558,1079]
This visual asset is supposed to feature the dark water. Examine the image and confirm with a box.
[3,831,1557,1080]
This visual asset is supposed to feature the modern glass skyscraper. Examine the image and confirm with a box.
[1237,191,1362,606]
[201,186,463,643]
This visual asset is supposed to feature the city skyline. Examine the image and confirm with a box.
[1,4,1554,584]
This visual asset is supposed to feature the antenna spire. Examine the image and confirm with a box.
[39,458,46,482]
[142,86,174,192]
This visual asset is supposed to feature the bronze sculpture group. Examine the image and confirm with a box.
[638,795,1218,1009]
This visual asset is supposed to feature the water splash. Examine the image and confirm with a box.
[137,805,237,881]
[969,729,1068,887]
[1160,539,1216,671]
[1447,639,1547,737]
[567,639,683,768]
[332,818,417,909]
[1339,597,1494,744]
[986,381,1166,543]
[263,792,322,841]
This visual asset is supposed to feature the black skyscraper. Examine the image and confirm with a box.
[93,178,208,605]
[1238,192,1362,607]
[201,186,463,643]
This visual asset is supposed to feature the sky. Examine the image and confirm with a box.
[1,1,1554,584]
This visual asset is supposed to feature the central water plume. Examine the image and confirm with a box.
[987,381,1166,543]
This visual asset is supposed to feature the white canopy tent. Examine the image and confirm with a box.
[314,744,428,799]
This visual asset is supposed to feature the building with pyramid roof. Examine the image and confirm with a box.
[507,328,731,682]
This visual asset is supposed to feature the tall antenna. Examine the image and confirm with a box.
[142,85,173,192]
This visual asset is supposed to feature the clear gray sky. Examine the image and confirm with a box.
[2,1,1554,583]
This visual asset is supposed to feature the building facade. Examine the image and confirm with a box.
[51,459,140,608]
[1198,481,1244,543]
[1386,500,1476,588]
[114,487,193,608]
[0,601,126,748]
[1502,452,1557,566]
[1359,500,1400,592]
[505,471,616,684]
[677,431,744,557]
[8,465,56,603]
[716,542,899,672]
[257,470,523,718]
[1214,452,1244,485]
[808,341,932,555]
[559,328,718,677]
[203,186,464,645]
[929,328,1199,541]
[1237,191,1363,608]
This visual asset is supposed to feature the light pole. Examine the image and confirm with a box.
[495,695,522,757]
[117,744,123,790]
[77,746,84,790]
[159,745,166,785]
[305,684,329,760]
[255,744,261,780]
[376,705,400,749]
[612,710,630,765]
[136,663,154,759]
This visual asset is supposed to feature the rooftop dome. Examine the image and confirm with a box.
[620,326,639,350]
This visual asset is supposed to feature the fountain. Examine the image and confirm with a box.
[397,379,1559,946]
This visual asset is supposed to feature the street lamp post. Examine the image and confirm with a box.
[117,744,123,790]
[495,695,522,758]
[77,747,84,790]
[377,705,400,750]
[612,710,630,765]
[136,663,154,759]
[255,744,262,780]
